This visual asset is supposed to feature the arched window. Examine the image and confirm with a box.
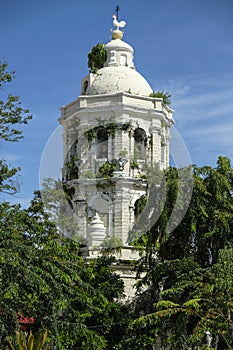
[120,54,127,66]
[134,128,147,160]
[70,139,78,157]
[134,195,147,222]
[82,80,88,95]
[96,128,108,159]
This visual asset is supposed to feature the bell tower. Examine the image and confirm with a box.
[59,16,174,295]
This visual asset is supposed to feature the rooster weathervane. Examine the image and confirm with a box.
[112,5,126,30]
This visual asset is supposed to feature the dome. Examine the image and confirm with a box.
[85,34,153,97]
[88,66,153,96]
[104,38,134,53]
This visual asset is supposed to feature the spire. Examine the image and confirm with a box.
[115,5,120,21]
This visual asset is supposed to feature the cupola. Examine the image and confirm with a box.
[83,18,153,97]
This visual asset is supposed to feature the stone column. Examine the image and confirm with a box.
[74,199,87,240]
[151,126,162,165]
[108,135,113,160]
[113,183,131,244]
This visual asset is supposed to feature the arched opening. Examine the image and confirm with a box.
[120,54,127,66]
[96,127,108,159]
[134,128,147,160]
[134,195,147,223]
[82,80,88,95]
[70,139,78,158]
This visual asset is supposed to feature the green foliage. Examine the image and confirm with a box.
[40,179,79,239]
[0,61,128,349]
[0,193,126,348]
[84,126,97,142]
[134,195,147,218]
[7,330,49,350]
[120,121,133,133]
[88,43,107,74]
[124,157,233,349]
[0,159,20,194]
[0,62,32,142]
[149,90,172,105]
[65,155,79,180]
[99,161,116,178]
[118,149,128,157]
[84,122,133,143]
[4,59,233,349]
[130,159,139,170]
[0,61,32,195]
[100,237,123,255]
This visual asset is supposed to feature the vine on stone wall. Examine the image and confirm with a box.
[84,128,97,142]
[118,149,128,157]
[99,161,116,179]
[84,121,133,143]
[130,159,139,170]
[134,194,147,218]
[148,135,153,146]
[65,155,79,180]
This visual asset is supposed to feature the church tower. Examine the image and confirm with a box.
[59,15,174,295]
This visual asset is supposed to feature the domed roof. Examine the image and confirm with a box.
[87,35,153,97]
[105,38,133,53]
[88,66,153,96]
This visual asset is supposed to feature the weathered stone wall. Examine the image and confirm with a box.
[59,91,174,297]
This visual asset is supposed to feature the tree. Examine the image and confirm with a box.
[0,61,32,195]
[0,61,126,349]
[0,159,20,194]
[88,43,107,74]
[118,158,233,349]
[0,192,126,349]
[40,178,78,239]
[0,62,32,142]
[131,247,233,349]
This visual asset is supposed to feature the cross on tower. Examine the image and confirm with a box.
[115,5,120,21]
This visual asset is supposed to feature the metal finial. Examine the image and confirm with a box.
[115,5,120,21]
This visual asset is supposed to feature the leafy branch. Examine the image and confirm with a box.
[0,62,32,142]
[149,90,172,106]
[88,43,107,74]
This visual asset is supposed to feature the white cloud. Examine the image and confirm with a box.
[169,74,233,128]
[167,73,233,166]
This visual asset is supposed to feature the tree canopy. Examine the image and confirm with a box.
[0,61,126,349]
[1,60,233,350]
[0,62,32,195]
[0,62,32,142]
[120,158,233,349]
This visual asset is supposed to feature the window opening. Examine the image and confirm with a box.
[96,128,108,159]
[134,128,146,160]
[82,80,88,95]
[120,54,127,66]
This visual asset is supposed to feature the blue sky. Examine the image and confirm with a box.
[1,0,233,206]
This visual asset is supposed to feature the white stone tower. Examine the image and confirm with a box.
[59,17,174,295]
